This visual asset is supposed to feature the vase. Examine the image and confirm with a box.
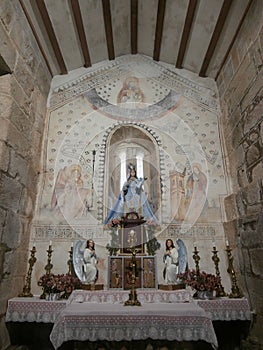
[60,292,71,300]
[45,293,60,301]
[196,290,214,300]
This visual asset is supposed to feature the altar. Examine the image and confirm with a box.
[50,298,218,350]
[7,207,252,349]
[6,290,252,350]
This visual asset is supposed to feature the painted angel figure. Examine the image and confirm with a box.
[51,164,91,220]
[163,238,188,284]
[73,239,98,284]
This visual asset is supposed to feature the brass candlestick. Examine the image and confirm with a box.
[193,246,200,275]
[67,246,74,275]
[212,246,226,297]
[226,244,243,298]
[19,245,37,297]
[40,244,54,299]
[124,248,141,306]
[44,244,53,276]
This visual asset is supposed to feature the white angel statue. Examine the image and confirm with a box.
[163,238,188,284]
[73,239,98,284]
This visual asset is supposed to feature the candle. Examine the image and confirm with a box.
[71,242,74,248]
[226,239,229,247]
[193,241,197,248]
[33,241,36,248]
[212,241,216,248]
[49,240,52,247]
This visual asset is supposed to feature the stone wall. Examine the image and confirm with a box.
[0,1,51,348]
[217,0,263,342]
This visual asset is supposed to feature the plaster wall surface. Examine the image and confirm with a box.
[30,54,231,296]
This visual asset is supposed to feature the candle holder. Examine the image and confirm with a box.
[211,246,226,297]
[40,244,54,299]
[67,246,74,275]
[193,246,200,275]
[44,244,53,276]
[18,246,37,297]
[226,244,243,298]
[124,247,141,306]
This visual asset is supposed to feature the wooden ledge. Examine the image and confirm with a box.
[158,284,185,291]
[80,284,104,291]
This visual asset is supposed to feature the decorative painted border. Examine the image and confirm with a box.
[32,224,105,240]
[49,55,219,112]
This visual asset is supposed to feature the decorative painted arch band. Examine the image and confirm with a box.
[96,121,165,223]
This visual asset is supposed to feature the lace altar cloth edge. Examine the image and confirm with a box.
[68,288,191,304]
[50,302,218,349]
[196,298,251,321]
[5,296,67,323]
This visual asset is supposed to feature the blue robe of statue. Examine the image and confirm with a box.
[104,175,158,225]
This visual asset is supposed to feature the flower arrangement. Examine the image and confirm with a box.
[107,218,122,228]
[38,273,81,299]
[177,269,221,292]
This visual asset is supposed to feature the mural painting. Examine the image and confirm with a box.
[31,56,228,292]
[51,164,91,220]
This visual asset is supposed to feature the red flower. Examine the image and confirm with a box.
[38,273,81,297]
[177,269,221,292]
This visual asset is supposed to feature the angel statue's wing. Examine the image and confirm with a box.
[176,238,188,274]
[73,240,85,281]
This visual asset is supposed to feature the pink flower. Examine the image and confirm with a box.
[38,273,81,297]
[177,269,221,292]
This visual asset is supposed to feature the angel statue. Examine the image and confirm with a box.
[163,238,188,285]
[73,239,98,285]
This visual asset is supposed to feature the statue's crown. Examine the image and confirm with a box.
[128,163,136,171]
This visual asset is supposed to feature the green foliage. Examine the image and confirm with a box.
[146,226,160,256]
[106,228,120,256]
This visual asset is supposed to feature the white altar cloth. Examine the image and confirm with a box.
[5,292,251,326]
[5,297,67,323]
[196,298,251,321]
[68,289,190,304]
[50,302,218,349]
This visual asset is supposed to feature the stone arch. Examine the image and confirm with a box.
[100,122,163,223]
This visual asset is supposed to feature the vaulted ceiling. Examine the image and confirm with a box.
[20,0,253,80]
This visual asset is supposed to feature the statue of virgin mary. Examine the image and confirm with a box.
[104,164,158,225]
